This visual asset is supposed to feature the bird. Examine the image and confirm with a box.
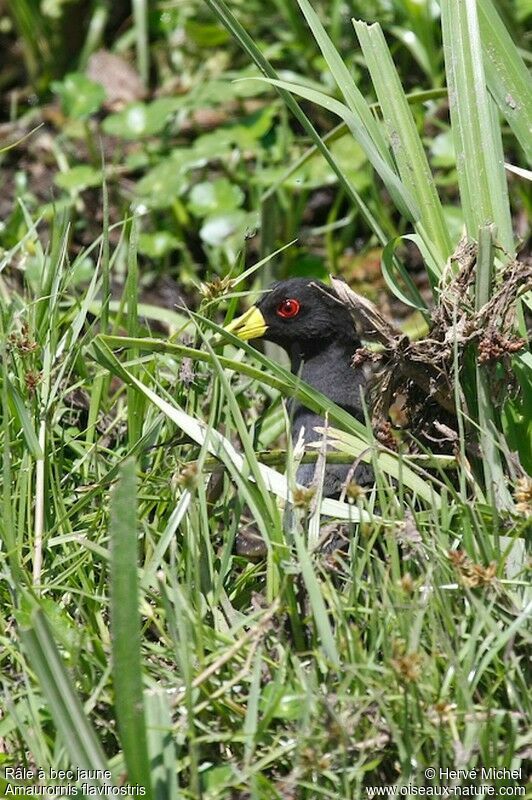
[225,277,373,500]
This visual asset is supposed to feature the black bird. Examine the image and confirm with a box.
[225,277,373,498]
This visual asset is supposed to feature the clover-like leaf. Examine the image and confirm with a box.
[102,97,182,139]
[199,210,248,247]
[188,178,244,218]
[135,162,188,208]
[138,231,181,258]
[52,73,106,119]
[54,165,102,191]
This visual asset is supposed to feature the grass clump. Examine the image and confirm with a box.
[0,0,531,798]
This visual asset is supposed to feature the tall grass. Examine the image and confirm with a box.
[1,1,531,797]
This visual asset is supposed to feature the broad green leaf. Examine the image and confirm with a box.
[430,130,456,168]
[188,178,244,217]
[137,231,181,258]
[102,97,182,139]
[200,210,248,247]
[135,162,188,208]
[184,19,230,46]
[54,166,102,192]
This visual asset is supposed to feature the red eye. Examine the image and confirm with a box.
[276,298,300,319]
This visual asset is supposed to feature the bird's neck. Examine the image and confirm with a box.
[289,338,364,418]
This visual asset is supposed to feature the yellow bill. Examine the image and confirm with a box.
[224,306,268,341]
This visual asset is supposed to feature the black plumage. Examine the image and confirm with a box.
[227,278,373,497]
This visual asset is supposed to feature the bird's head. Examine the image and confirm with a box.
[224,278,357,356]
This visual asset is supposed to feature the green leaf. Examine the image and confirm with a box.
[137,231,181,258]
[52,72,105,119]
[19,607,110,776]
[479,0,532,164]
[7,380,43,459]
[381,235,430,311]
[102,97,182,139]
[184,18,230,46]
[109,459,152,796]
[353,19,451,267]
[228,106,278,145]
[441,0,514,255]
[144,689,179,800]
[188,178,244,217]
[199,210,248,246]
[295,0,391,166]
[135,162,188,208]
[54,165,102,192]
[255,77,419,222]
[202,765,236,791]
[430,130,456,168]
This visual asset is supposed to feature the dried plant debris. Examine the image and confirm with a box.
[330,245,531,453]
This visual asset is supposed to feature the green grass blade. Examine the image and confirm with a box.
[319,426,441,507]
[92,337,370,522]
[243,646,263,767]
[292,526,340,667]
[198,330,278,521]
[470,598,532,691]
[295,0,392,166]
[145,689,179,800]
[7,380,43,460]
[204,0,388,244]
[440,0,514,255]
[479,0,532,163]
[19,608,110,776]
[132,0,149,87]
[93,331,440,505]
[353,19,452,265]
[126,216,144,447]
[256,76,419,222]
[381,235,432,309]
[109,459,153,797]
[2,339,23,581]
[474,226,513,512]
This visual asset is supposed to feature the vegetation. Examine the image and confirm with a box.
[0,0,530,797]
